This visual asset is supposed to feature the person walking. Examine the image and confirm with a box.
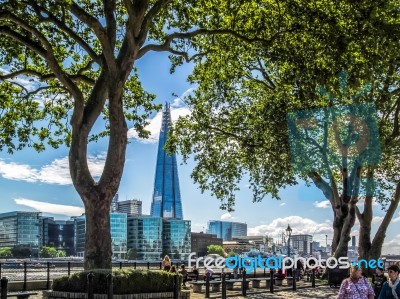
[378,265,400,299]
[373,266,388,298]
[337,265,375,299]
[162,255,171,271]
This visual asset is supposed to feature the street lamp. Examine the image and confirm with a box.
[286,224,292,257]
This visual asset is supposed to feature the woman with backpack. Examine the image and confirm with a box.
[337,265,375,299]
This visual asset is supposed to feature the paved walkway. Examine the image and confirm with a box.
[190,285,339,299]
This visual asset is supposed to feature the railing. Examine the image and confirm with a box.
[0,261,165,285]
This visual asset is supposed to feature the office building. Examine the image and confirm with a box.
[207,220,247,241]
[74,213,127,258]
[191,232,223,257]
[290,234,313,256]
[127,216,163,260]
[116,199,142,216]
[0,212,41,251]
[162,219,191,260]
[150,103,183,219]
[41,217,74,256]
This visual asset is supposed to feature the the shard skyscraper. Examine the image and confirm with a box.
[150,103,183,219]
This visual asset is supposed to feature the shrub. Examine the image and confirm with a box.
[52,269,181,294]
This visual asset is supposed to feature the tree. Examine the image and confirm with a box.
[0,0,269,269]
[40,246,58,258]
[169,1,400,259]
[207,244,225,256]
[0,247,12,258]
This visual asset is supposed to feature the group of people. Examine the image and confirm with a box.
[161,255,199,285]
[337,264,400,299]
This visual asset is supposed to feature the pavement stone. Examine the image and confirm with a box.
[190,285,339,299]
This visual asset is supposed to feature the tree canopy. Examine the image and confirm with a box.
[169,0,400,258]
[0,0,287,269]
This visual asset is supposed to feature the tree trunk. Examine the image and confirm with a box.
[357,182,400,274]
[69,78,128,269]
[334,201,356,258]
[83,194,112,269]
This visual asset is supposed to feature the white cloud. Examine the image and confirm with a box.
[372,216,384,224]
[14,198,84,217]
[248,216,333,239]
[127,106,191,143]
[280,203,286,206]
[0,154,106,185]
[313,200,331,208]
[357,197,379,206]
[170,88,194,108]
[221,213,235,220]
[382,234,400,254]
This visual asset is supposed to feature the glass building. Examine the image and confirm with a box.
[207,220,247,241]
[162,219,191,260]
[73,213,127,258]
[151,103,183,219]
[128,216,163,261]
[110,213,128,258]
[0,212,41,248]
[41,217,74,256]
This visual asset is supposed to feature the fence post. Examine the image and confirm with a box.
[1,277,8,299]
[119,262,122,270]
[134,262,137,270]
[253,267,256,278]
[221,273,226,299]
[292,266,296,291]
[23,262,27,291]
[173,274,179,299]
[205,272,210,298]
[87,272,94,299]
[107,273,113,299]
[47,262,51,289]
[312,269,315,288]
[147,262,150,270]
[160,262,162,270]
[67,262,71,276]
[269,269,274,293]
[241,268,246,297]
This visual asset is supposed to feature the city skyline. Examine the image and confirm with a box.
[1,51,399,255]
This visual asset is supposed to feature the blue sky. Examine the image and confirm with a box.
[1,51,399,254]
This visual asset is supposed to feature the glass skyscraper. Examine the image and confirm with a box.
[207,220,247,241]
[151,103,183,219]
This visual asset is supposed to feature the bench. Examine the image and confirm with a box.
[248,277,273,288]
[7,292,38,299]
[224,278,250,290]
[191,280,222,293]
[185,272,199,282]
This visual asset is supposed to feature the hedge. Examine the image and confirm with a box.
[52,269,182,294]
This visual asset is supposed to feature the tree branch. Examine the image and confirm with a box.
[0,13,84,102]
[69,1,117,73]
[103,0,116,49]
[138,0,171,41]
[28,1,100,63]
[137,29,271,59]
